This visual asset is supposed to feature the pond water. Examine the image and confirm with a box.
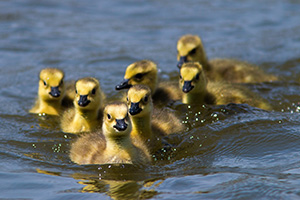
[1,0,300,199]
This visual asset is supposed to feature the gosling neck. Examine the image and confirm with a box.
[201,58,211,72]
[150,77,158,95]
[130,113,152,142]
[196,44,211,71]
[39,98,62,115]
[182,90,207,105]
[74,106,100,126]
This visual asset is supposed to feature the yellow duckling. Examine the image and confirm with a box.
[60,77,105,134]
[30,68,66,116]
[177,34,278,83]
[179,62,272,110]
[115,60,181,105]
[69,102,151,165]
[127,85,184,152]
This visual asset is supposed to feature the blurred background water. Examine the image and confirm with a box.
[1,0,300,199]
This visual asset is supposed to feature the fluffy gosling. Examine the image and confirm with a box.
[69,102,151,165]
[115,60,181,106]
[179,62,272,110]
[60,77,105,134]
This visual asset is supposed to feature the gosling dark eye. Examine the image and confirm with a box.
[75,89,78,94]
[179,75,182,79]
[126,97,129,102]
[43,80,47,86]
[189,48,197,55]
[107,114,111,120]
[195,73,200,80]
[135,73,143,80]
[92,88,96,95]
[59,79,63,86]
[144,95,148,102]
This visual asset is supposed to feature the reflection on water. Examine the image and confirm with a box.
[79,179,156,200]
[1,0,300,199]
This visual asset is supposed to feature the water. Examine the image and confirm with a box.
[1,0,300,199]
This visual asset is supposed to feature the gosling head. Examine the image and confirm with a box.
[179,62,207,94]
[74,77,102,111]
[177,34,206,68]
[102,102,132,138]
[127,85,152,118]
[115,60,158,94]
[38,68,65,101]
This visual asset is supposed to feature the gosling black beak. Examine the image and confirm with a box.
[129,102,143,115]
[177,56,188,68]
[115,79,131,90]
[49,86,61,98]
[182,81,194,93]
[78,95,90,107]
[113,119,128,131]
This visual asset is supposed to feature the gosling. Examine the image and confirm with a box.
[127,85,184,153]
[30,68,66,116]
[115,60,181,106]
[60,77,105,134]
[179,62,272,110]
[69,102,151,165]
[177,34,278,83]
